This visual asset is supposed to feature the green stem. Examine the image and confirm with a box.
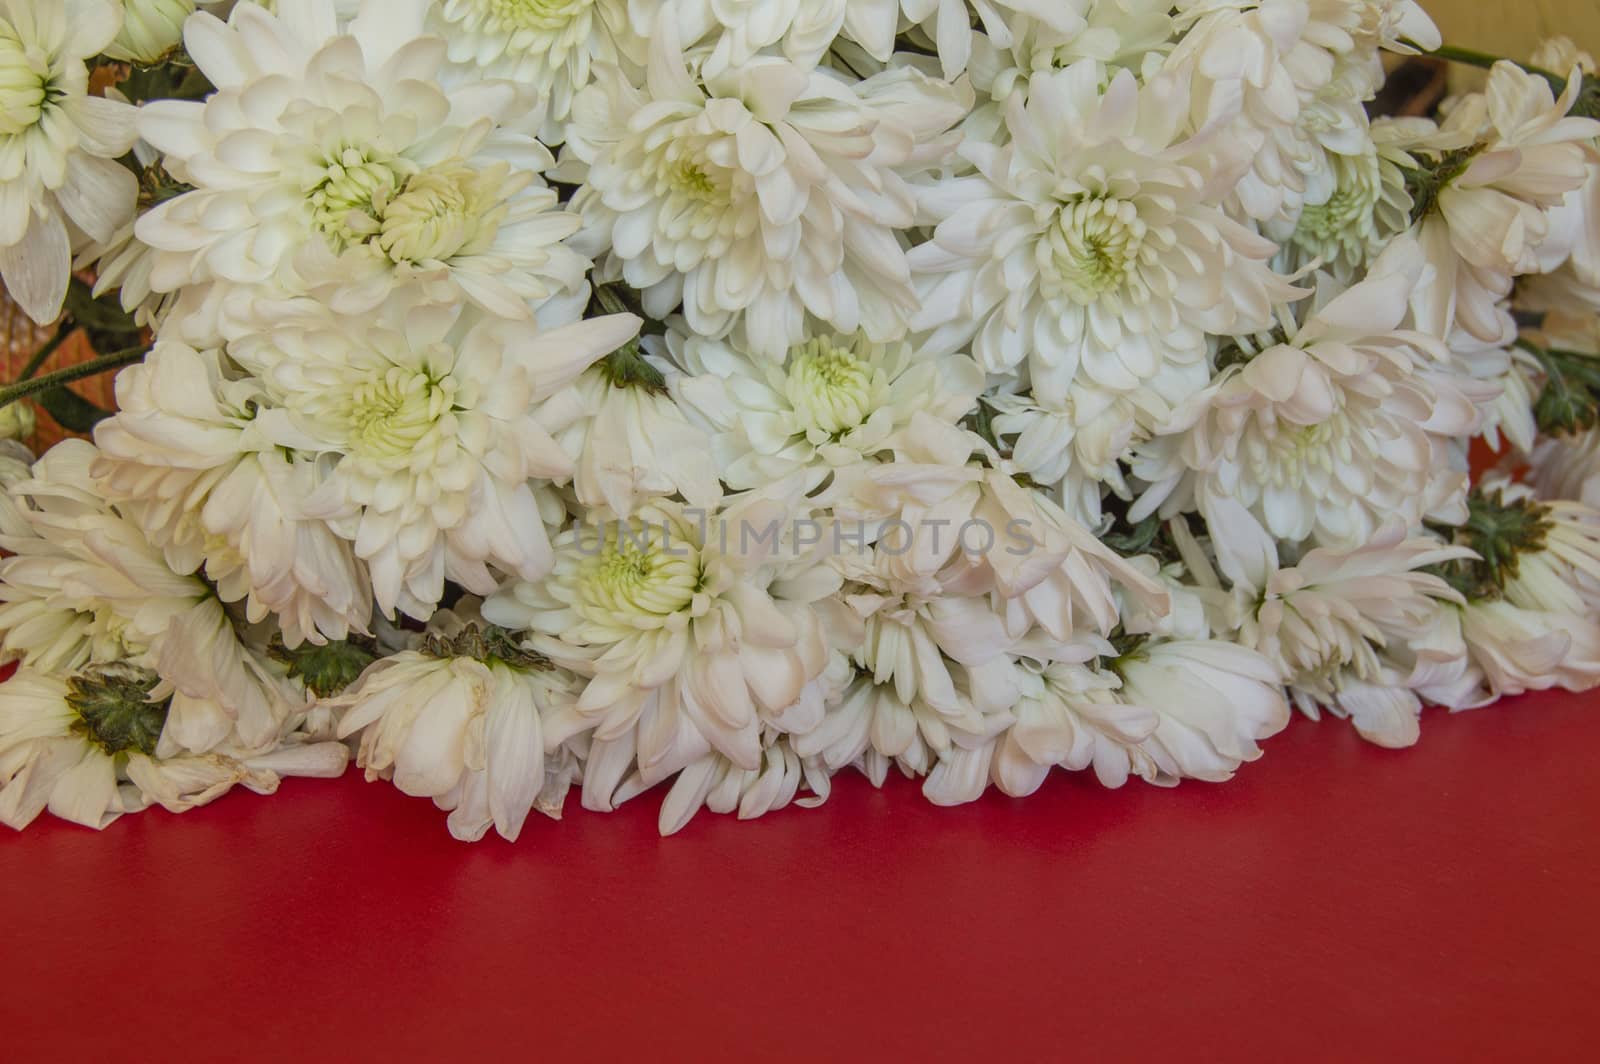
[0,346,148,412]
[1407,41,1567,95]
[15,325,73,382]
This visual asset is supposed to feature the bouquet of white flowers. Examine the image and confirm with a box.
[1,0,1597,840]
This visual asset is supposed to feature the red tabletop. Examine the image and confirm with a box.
[3,687,1597,1062]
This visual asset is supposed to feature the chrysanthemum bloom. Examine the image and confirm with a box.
[1288,132,1413,275]
[431,0,636,131]
[967,3,1178,111]
[136,0,591,340]
[1183,501,1472,747]
[626,0,845,76]
[1133,244,1480,548]
[841,0,1093,79]
[1459,599,1600,699]
[225,300,641,620]
[332,615,582,842]
[561,23,971,360]
[93,342,373,648]
[631,737,829,836]
[670,328,985,491]
[1531,431,1600,509]
[0,0,138,324]
[537,349,722,519]
[0,665,348,832]
[1170,0,1437,228]
[911,62,1298,403]
[0,441,309,754]
[483,495,832,785]
[1405,62,1600,341]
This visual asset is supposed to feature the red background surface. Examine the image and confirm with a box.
[3,688,1597,1062]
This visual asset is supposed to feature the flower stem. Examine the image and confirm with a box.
[0,345,147,412]
[1407,41,1568,95]
[14,325,74,382]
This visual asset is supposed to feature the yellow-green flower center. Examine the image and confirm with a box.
[1044,197,1146,303]
[310,149,410,250]
[574,520,702,627]
[344,368,457,459]
[785,338,880,437]
[311,152,505,263]
[470,0,595,32]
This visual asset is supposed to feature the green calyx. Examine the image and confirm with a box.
[592,285,669,394]
[1425,487,1553,601]
[271,637,379,698]
[1401,146,1481,225]
[1105,628,1150,674]
[421,623,550,672]
[66,664,170,757]
[1519,339,1600,437]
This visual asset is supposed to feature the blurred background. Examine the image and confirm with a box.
[1431,1,1600,77]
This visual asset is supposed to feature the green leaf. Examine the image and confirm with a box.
[33,385,112,434]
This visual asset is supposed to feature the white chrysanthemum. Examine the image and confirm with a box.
[136,0,590,339]
[833,415,1168,643]
[629,736,828,836]
[1163,0,1427,230]
[1447,315,1539,456]
[561,25,970,360]
[535,337,721,519]
[0,665,348,832]
[842,0,1092,79]
[432,0,636,128]
[1500,497,1600,619]
[1459,599,1600,699]
[1531,430,1600,510]
[987,350,1208,527]
[1289,134,1412,275]
[93,342,373,648]
[790,668,1014,807]
[968,2,1177,112]
[0,441,308,753]
[1186,503,1470,747]
[1134,246,1478,547]
[332,616,582,843]
[484,496,832,779]
[1407,63,1600,341]
[670,328,984,492]
[1107,638,1290,782]
[627,0,845,76]
[0,0,138,324]
[993,634,1289,796]
[225,301,640,621]
[912,63,1298,403]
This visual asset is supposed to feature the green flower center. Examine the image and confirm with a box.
[66,664,169,757]
[344,368,456,459]
[1044,197,1146,303]
[575,521,702,626]
[473,0,595,32]
[785,337,880,437]
[310,149,410,250]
